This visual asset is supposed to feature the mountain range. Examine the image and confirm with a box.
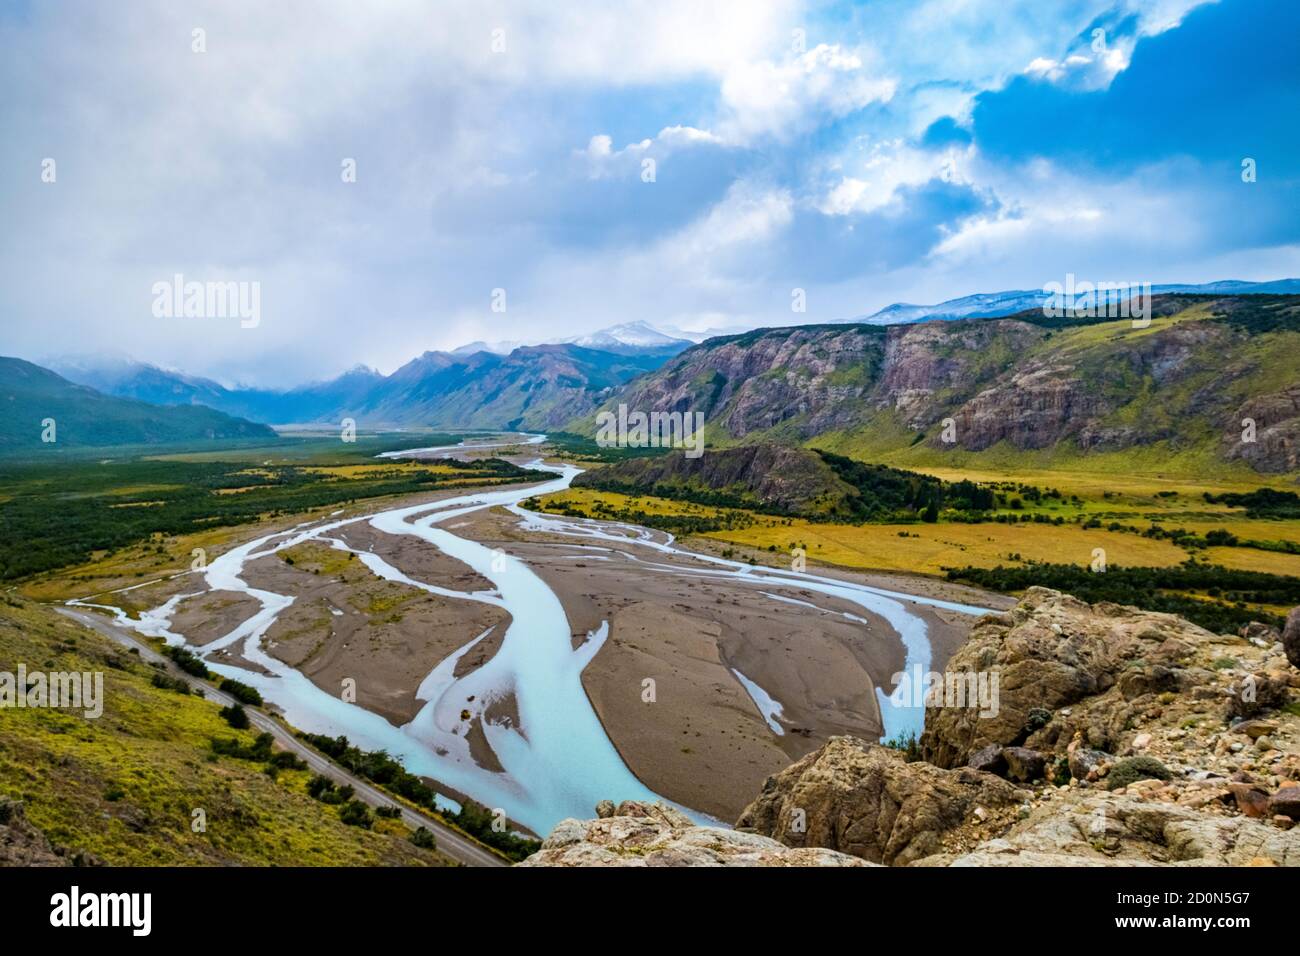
[582,293,1300,476]
[17,285,1300,477]
[840,278,1300,326]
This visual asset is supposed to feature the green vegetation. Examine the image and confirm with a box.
[543,431,671,463]
[1106,756,1173,791]
[298,732,541,861]
[816,450,996,519]
[0,438,546,580]
[946,562,1300,633]
[1203,488,1300,519]
[0,355,274,450]
[0,597,448,865]
[219,678,263,706]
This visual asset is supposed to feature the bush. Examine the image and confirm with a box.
[219,678,262,706]
[151,672,190,695]
[219,704,250,729]
[1106,756,1173,791]
[411,827,437,850]
[339,800,373,828]
[882,731,922,762]
[211,732,274,762]
[163,645,211,679]
[375,805,401,819]
[268,750,307,771]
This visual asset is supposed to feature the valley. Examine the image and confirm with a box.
[10,435,999,837]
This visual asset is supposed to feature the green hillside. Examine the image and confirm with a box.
[0,596,451,866]
[0,356,276,449]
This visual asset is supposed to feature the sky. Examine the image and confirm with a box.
[1,0,1297,386]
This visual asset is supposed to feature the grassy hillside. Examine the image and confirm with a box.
[0,356,276,449]
[0,596,451,865]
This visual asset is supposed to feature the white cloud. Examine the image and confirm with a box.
[718,43,896,142]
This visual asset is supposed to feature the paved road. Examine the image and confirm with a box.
[57,607,508,868]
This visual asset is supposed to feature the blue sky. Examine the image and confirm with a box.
[1,0,1296,384]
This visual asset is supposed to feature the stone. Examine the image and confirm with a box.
[1228,783,1271,819]
[1284,607,1300,669]
[521,804,871,867]
[1002,747,1047,782]
[595,799,615,819]
[1268,786,1300,821]
[1231,719,1279,739]
[1226,671,1292,720]
[967,744,1006,775]
[1068,746,1110,782]
[735,736,1022,865]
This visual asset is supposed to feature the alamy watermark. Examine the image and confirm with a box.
[595,403,705,458]
[1,665,103,719]
[151,274,260,328]
[886,664,1000,719]
[1042,274,1152,328]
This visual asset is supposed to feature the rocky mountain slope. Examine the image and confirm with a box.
[582,295,1300,475]
[53,342,680,430]
[524,589,1300,866]
[0,357,275,449]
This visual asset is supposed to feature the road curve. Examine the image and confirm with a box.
[56,607,509,869]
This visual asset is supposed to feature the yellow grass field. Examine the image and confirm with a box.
[706,520,1189,576]
[537,485,1300,579]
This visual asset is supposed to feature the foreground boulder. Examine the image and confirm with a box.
[734,736,1023,865]
[915,789,1300,867]
[518,800,868,867]
[1284,606,1300,669]
[921,588,1297,774]
[919,588,1226,767]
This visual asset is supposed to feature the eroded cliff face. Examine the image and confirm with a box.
[593,299,1300,472]
[524,591,1300,867]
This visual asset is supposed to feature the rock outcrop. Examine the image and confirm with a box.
[517,800,868,867]
[915,789,1300,867]
[0,798,67,867]
[733,736,1024,864]
[919,588,1297,774]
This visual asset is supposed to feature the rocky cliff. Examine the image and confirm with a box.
[581,295,1300,474]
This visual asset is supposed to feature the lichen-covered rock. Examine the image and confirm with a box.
[518,802,869,867]
[914,790,1300,867]
[734,736,1023,865]
[0,799,66,867]
[918,587,1299,774]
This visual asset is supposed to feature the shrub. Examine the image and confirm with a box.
[339,800,372,828]
[411,827,436,850]
[219,704,250,729]
[1106,756,1173,791]
[163,645,211,679]
[268,750,307,771]
[151,672,190,695]
[219,678,262,706]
